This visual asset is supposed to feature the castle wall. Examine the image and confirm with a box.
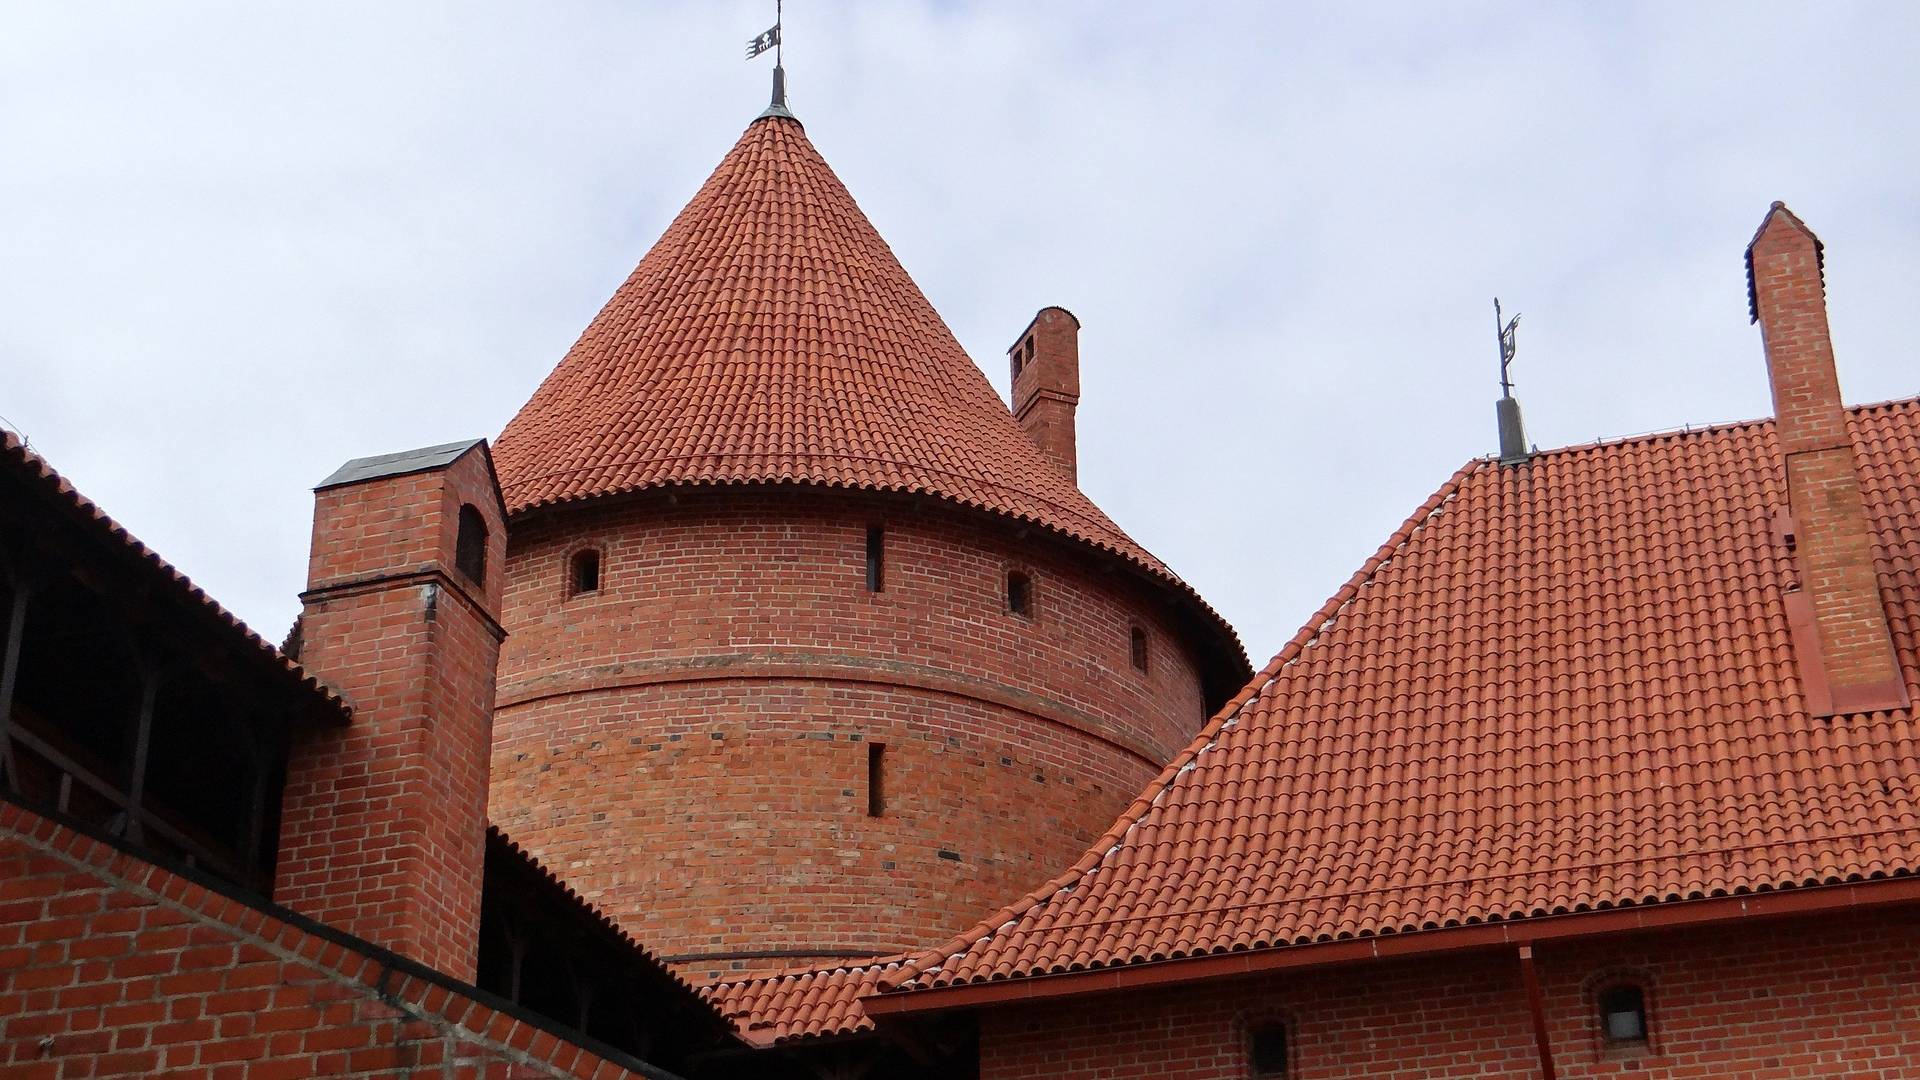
[488,488,1211,980]
[977,905,1920,1079]
[0,803,654,1080]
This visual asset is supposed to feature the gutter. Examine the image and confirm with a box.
[863,873,1920,1017]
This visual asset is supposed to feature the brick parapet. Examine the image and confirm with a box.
[0,800,676,1080]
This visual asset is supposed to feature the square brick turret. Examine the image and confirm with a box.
[276,439,507,980]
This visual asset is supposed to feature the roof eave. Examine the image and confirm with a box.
[864,872,1920,1018]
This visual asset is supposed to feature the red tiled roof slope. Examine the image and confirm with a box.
[708,957,904,1047]
[492,117,1244,676]
[884,399,1920,992]
[0,431,348,720]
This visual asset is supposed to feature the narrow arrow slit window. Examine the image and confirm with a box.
[866,526,885,592]
[866,742,886,817]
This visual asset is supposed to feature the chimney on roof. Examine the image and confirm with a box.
[276,440,508,980]
[1009,307,1081,482]
[1747,202,1906,716]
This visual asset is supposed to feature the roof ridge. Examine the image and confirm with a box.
[878,460,1484,994]
[1514,393,1920,462]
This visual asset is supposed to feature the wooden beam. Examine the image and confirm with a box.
[0,579,30,791]
[124,662,160,845]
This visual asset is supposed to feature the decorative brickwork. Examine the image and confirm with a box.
[0,803,659,1080]
[977,907,1920,1079]
[277,445,508,982]
[490,488,1210,980]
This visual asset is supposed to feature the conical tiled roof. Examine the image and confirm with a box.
[494,113,1246,686]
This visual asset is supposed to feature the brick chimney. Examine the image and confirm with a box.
[1009,306,1081,482]
[276,440,507,980]
[1747,203,1906,716]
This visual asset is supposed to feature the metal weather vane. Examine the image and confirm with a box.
[1495,297,1521,397]
[746,1,782,63]
[746,0,789,113]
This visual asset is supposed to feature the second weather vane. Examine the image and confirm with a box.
[1494,297,1521,398]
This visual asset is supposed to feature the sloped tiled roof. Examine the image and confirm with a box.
[880,399,1920,994]
[0,430,349,721]
[708,957,905,1047]
[492,115,1245,684]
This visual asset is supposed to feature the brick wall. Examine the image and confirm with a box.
[278,447,506,982]
[0,802,654,1080]
[978,904,1920,1079]
[490,488,1211,979]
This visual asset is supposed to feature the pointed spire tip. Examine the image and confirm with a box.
[757,63,797,122]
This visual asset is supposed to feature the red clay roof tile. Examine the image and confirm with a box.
[708,957,904,1046]
[877,399,1920,994]
[1,430,349,721]
[491,116,1244,679]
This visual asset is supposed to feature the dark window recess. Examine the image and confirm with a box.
[1249,1023,1289,1077]
[865,526,885,592]
[1600,985,1648,1044]
[455,504,487,586]
[569,549,601,596]
[1006,571,1033,617]
[866,742,886,817]
[1130,625,1150,672]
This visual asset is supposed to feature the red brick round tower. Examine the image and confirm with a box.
[487,107,1247,982]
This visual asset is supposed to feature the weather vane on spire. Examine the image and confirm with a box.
[1494,297,1521,397]
[746,0,790,115]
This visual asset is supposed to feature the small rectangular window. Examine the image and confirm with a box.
[1006,571,1033,618]
[865,526,885,592]
[1250,1023,1288,1077]
[866,742,886,817]
[569,549,601,596]
[455,505,488,586]
[1601,985,1647,1044]
[1130,626,1150,673]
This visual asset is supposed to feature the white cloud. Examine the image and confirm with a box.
[4,0,1915,661]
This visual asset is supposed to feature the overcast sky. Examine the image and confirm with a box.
[5,2,1917,663]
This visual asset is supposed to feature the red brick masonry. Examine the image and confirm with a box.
[978,905,1920,1079]
[0,802,657,1080]
[492,489,1211,979]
